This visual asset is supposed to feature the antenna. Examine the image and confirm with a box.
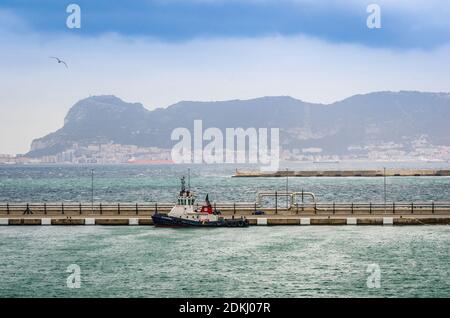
[180,176,186,194]
[188,168,191,191]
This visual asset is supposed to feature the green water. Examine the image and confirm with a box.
[0,226,448,297]
[1,164,449,297]
[1,164,450,203]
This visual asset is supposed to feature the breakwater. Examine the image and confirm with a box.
[1,201,449,225]
[0,216,449,226]
[233,169,450,177]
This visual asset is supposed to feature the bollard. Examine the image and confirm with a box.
[79,203,82,215]
[100,203,103,215]
[411,202,414,214]
[44,203,47,215]
[233,202,236,215]
[118,203,120,215]
[351,202,354,214]
[333,202,335,214]
[393,202,395,214]
[369,202,372,214]
[62,202,64,215]
[136,203,138,215]
[155,202,158,214]
[432,201,434,214]
[6,203,9,215]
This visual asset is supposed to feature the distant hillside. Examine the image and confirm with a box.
[27,91,450,157]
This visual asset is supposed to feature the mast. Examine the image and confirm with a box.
[188,168,191,191]
[180,176,186,195]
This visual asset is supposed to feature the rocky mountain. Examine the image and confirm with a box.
[27,91,450,157]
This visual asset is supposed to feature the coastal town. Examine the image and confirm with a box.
[1,139,449,165]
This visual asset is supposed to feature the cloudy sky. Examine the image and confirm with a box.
[1,0,450,154]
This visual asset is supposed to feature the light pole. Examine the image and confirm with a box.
[383,167,387,213]
[286,168,289,208]
[91,169,94,213]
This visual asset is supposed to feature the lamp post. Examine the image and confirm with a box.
[383,167,387,213]
[286,168,289,208]
[91,169,94,213]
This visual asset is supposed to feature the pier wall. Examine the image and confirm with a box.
[233,169,450,177]
[0,216,449,226]
[0,202,449,226]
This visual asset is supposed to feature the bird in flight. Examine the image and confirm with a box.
[49,56,68,68]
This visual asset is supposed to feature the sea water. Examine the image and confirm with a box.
[0,226,448,297]
[0,163,449,297]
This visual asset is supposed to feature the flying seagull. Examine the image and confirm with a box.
[49,56,68,68]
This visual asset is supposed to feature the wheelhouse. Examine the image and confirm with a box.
[177,197,195,206]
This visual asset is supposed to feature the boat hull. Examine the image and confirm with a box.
[152,213,249,228]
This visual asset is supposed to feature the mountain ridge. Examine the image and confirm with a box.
[26,91,450,158]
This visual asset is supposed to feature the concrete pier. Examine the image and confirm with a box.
[0,215,449,226]
[233,169,450,177]
[0,201,449,226]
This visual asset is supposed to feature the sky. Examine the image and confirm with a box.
[0,0,450,154]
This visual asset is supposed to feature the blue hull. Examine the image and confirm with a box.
[152,213,249,228]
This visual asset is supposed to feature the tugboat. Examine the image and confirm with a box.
[152,177,249,228]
